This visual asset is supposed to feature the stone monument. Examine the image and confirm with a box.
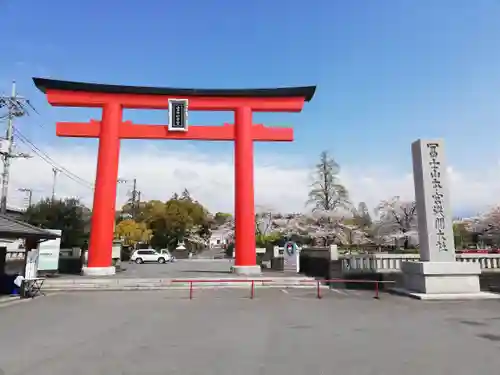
[397,139,499,300]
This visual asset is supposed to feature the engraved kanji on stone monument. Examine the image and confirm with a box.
[427,143,448,253]
[412,139,456,262]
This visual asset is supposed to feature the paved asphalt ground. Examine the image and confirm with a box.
[2,289,500,374]
[90,259,295,279]
[121,259,237,278]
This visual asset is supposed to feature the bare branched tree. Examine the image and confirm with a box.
[352,201,373,231]
[307,151,351,212]
[255,205,275,237]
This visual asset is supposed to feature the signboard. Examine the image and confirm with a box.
[168,99,189,132]
[112,240,121,260]
[37,229,62,272]
[24,249,39,279]
[284,241,299,273]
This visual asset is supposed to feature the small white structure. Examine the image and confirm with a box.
[396,140,499,300]
[37,229,62,272]
[209,229,231,248]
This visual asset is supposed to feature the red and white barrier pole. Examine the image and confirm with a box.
[316,280,322,299]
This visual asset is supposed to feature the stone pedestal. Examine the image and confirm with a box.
[231,265,262,276]
[403,261,480,293]
[395,261,499,299]
[401,262,481,299]
[81,266,116,276]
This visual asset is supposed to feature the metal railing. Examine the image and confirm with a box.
[171,278,396,300]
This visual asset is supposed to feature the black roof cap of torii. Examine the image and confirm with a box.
[33,78,317,102]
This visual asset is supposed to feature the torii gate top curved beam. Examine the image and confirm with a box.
[33,77,316,102]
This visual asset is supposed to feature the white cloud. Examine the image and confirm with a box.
[5,143,500,216]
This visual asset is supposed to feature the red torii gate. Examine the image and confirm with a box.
[33,78,316,276]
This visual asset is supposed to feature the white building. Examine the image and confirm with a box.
[209,229,232,248]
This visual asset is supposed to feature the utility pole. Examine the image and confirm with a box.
[18,187,33,207]
[131,178,137,218]
[136,190,142,219]
[117,177,139,219]
[0,81,32,214]
[51,167,59,203]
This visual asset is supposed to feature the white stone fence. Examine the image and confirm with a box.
[342,253,500,274]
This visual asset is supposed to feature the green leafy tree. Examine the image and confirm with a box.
[214,212,232,226]
[134,190,211,250]
[115,219,152,246]
[453,222,474,249]
[256,232,281,247]
[24,198,90,248]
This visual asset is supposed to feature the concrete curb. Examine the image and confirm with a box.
[0,292,63,308]
[42,284,330,292]
[0,297,28,308]
[42,277,323,289]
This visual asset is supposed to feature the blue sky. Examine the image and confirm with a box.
[1,0,500,214]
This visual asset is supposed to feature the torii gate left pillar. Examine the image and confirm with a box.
[33,78,316,276]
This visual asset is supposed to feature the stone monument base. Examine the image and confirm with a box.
[392,261,500,300]
[231,265,262,276]
[81,266,116,276]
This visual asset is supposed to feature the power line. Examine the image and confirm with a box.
[14,128,93,188]
[13,128,94,190]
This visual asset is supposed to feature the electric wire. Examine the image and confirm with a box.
[13,128,95,190]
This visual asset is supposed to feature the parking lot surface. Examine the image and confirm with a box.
[1,289,500,374]
[69,259,294,279]
[123,258,235,278]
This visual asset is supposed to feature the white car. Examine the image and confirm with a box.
[130,249,172,264]
[158,249,175,262]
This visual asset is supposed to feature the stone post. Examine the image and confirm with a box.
[397,139,493,300]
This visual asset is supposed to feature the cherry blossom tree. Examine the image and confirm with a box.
[270,209,371,246]
[374,196,418,249]
[464,206,500,246]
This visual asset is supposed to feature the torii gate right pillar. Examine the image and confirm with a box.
[232,106,258,274]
